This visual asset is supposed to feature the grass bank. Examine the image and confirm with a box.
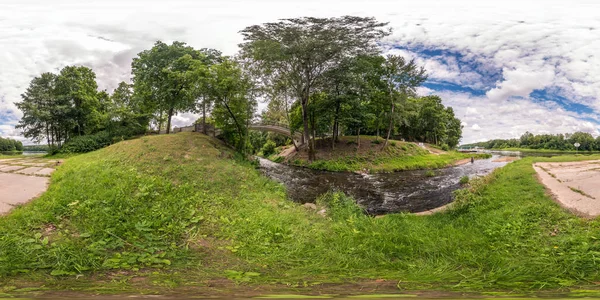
[286,135,489,172]
[2,133,600,296]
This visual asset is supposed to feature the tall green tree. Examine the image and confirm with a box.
[239,16,390,160]
[132,41,210,133]
[54,66,101,136]
[16,72,57,145]
[381,55,427,148]
[207,58,256,151]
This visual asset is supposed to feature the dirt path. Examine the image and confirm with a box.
[0,157,60,215]
[414,142,446,155]
[533,160,600,217]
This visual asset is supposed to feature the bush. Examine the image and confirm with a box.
[261,140,277,156]
[371,139,381,145]
[390,141,397,147]
[60,131,112,154]
[441,144,450,151]
[459,175,470,185]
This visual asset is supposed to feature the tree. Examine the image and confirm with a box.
[16,73,57,145]
[54,66,101,136]
[381,55,427,148]
[239,16,390,160]
[132,41,211,133]
[207,58,256,151]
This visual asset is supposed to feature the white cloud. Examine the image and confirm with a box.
[421,89,600,144]
[1,0,600,144]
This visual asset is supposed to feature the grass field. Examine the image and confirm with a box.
[2,133,600,296]
[287,136,490,172]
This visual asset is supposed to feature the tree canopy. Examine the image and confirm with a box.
[14,15,465,156]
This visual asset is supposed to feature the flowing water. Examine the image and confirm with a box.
[257,155,510,215]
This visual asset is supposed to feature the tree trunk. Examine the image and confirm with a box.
[223,101,245,150]
[158,110,164,133]
[357,127,361,149]
[202,99,207,134]
[301,95,314,161]
[45,124,50,147]
[333,99,341,142]
[166,106,174,134]
[331,121,336,150]
[383,102,395,148]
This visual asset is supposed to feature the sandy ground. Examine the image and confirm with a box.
[0,157,60,215]
[534,160,600,217]
[493,157,520,163]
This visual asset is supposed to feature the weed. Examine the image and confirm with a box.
[569,186,596,199]
[459,176,469,185]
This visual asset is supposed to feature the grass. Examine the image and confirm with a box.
[569,186,596,199]
[289,136,490,172]
[2,133,600,295]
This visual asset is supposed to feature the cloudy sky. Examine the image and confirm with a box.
[1,0,599,144]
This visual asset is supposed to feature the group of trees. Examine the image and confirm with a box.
[463,131,600,151]
[243,17,461,157]
[16,16,463,157]
[0,137,23,152]
[16,66,148,152]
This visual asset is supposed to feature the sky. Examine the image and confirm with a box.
[1,0,599,145]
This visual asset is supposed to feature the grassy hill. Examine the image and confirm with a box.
[285,136,488,172]
[2,133,600,296]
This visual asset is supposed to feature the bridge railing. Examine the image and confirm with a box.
[250,121,291,129]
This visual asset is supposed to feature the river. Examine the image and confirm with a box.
[257,155,511,215]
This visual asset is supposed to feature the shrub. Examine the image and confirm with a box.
[390,141,397,147]
[371,139,381,144]
[441,144,450,151]
[261,140,277,156]
[60,131,112,154]
[401,145,408,151]
[459,175,470,185]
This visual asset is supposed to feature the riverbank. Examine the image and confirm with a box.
[282,136,490,172]
[482,147,600,154]
[2,133,600,297]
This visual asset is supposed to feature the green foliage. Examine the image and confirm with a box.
[0,137,23,152]
[261,140,277,156]
[398,96,462,148]
[207,58,256,151]
[459,175,470,185]
[441,144,449,151]
[59,131,112,153]
[132,41,221,133]
[16,67,147,154]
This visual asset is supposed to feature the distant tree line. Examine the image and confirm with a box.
[0,137,23,152]
[16,16,464,156]
[462,131,600,151]
[23,144,49,152]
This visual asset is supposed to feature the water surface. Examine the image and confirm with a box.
[258,156,509,214]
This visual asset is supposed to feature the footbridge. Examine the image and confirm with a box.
[248,121,304,145]
[171,121,304,146]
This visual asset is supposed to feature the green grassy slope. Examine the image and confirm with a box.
[287,136,489,172]
[1,133,600,293]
